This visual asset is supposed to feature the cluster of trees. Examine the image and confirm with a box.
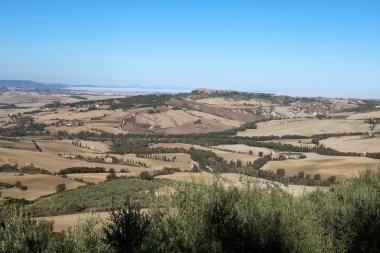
[0,104,19,110]
[246,169,337,186]
[22,109,43,115]
[62,93,178,112]
[247,154,272,170]
[136,154,177,162]
[2,169,379,252]
[71,140,86,147]
[345,100,380,112]
[58,167,107,175]
[108,94,173,110]
[0,136,19,142]
[0,164,51,175]
[125,158,149,168]
[105,168,129,181]
[55,119,371,162]
[190,89,291,104]
[188,148,230,173]
[152,167,181,177]
[0,181,13,189]
[365,152,380,159]
[112,138,150,154]
[0,117,47,137]
[32,140,42,152]
[14,181,27,191]
[365,118,379,131]
[55,183,66,193]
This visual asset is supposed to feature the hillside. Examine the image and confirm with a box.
[0,87,379,240]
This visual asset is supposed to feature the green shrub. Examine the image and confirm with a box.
[58,167,107,175]
[14,181,23,188]
[56,183,67,193]
[58,215,109,253]
[27,179,175,216]
[0,206,53,253]
[103,198,151,253]
[140,171,153,180]
[144,182,331,252]
[192,164,199,172]
[8,169,378,252]
[106,172,119,181]
[276,168,285,177]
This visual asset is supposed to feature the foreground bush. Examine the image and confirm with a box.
[145,183,329,253]
[0,206,53,253]
[145,169,380,252]
[103,198,151,253]
[47,214,110,253]
[0,169,379,252]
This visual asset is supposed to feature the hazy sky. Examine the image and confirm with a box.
[0,0,379,97]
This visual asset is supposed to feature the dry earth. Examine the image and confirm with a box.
[220,173,328,197]
[0,174,85,201]
[0,146,139,173]
[156,171,327,197]
[156,171,216,183]
[261,153,379,180]
[151,143,265,163]
[212,144,273,155]
[321,136,380,153]
[66,173,131,184]
[347,111,380,120]
[36,211,110,232]
[237,118,374,137]
[196,97,272,108]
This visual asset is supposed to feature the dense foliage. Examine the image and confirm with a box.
[0,164,51,175]
[58,166,107,175]
[0,116,46,137]
[2,169,379,252]
[27,178,176,216]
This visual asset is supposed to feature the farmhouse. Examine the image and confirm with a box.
[104,155,114,164]
[272,152,304,161]
[154,186,176,197]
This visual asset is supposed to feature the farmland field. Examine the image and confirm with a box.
[2,2,380,250]
[1,87,379,238]
[261,153,379,180]
[27,178,177,215]
[321,136,380,153]
[237,118,375,137]
[36,211,110,231]
[0,174,85,201]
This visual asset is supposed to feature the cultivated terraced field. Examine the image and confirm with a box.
[261,153,379,180]
[0,174,85,201]
[321,136,380,153]
[1,88,379,228]
[237,118,374,137]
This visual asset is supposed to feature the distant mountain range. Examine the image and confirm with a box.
[0,80,67,89]
[0,80,191,92]
[69,83,192,91]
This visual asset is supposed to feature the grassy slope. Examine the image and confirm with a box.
[28,178,176,215]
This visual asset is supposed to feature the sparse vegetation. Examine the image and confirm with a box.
[2,169,379,252]
[1,88,379,252]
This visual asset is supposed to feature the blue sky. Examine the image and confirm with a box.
[0,0,379,98]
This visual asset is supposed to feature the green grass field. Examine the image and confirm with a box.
[28,178,176,216]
